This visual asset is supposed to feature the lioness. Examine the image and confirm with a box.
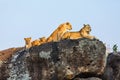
[46,22,72,42]
[24,37,32,48]
[62,24,95,40]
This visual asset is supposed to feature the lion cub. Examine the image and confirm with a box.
[46,22,72,42]
[39,37,46,45]
[31,39,40,46]
[31,37,46,46]
[62,24,95,40]
[24,37,32,48]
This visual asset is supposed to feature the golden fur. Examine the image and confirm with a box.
[46,22,72,42]
[31,37,46,46]
[62,24,95,40]
[24,37,32,48]
[39,37,46,45]
[31,39,41,46]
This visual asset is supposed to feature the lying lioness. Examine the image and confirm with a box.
[62,24,95,40]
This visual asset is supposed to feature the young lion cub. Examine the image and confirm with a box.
[39,37,46,45]
[62,24,95,40]
[31,39,40,46]
[31,37,46,46]
[46,22,72,42]
[24,37,32,48]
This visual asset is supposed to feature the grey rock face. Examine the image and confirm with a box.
[0,38,107,80]
[28,38,106,80]
[103,52,120,80]
[7,50,31,80]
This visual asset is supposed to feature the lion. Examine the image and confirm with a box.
[31,39,41,46]
[24,37,32,48]
[39,37,46,45]
[46,22,72,42]
[31,37,46,46]
[62,24,95,40]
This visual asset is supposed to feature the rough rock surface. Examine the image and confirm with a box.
[28,38,106,80]
[103,52,120,80]
[0,38,107,80]
[0,47,23,80]
[0,48,22,66]
[74,77,102,80]
[7,49,31,80]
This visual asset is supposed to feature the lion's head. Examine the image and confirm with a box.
[65,22,72,30]
[80,24,91,34]
[58,22,72,31]
[64,22,72,30]
[24,37,31,44]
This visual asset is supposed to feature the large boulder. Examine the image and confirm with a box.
[0,38,106,80]
[28,38,106,80]
[103,52,120,80]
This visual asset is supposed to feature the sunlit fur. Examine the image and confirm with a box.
[39,37,46,45]
[46,22,72,42]
[62,24,95,40]
[24,37,32,48]
[31,39,40,46]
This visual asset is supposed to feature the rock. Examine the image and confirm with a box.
[0,38,107,80]
[103,52,120,80]
[74,77,102,80]
[7,49,31,80]
[0,47,23,80]
[0,47,23,66]
[0,62,10,80]
[28,38,106,80]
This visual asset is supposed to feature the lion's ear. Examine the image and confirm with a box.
[66,22,70,25]
[87,24,90,26]
[83,24,86,27]
[29,37,31,40]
